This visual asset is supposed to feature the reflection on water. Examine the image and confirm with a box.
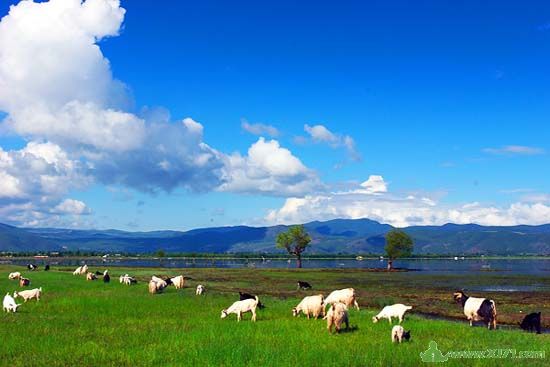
[2,257,549,275]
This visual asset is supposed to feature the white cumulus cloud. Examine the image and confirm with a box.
[220,138,322,196]
[52,199,91,215]
[302,124,360,161]
[265,176,550,227]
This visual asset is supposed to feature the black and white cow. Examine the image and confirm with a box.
[453,291,497,330]
[297,281,312,290]
[520,312,541,334]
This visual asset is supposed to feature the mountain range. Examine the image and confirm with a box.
[1,219,550,255]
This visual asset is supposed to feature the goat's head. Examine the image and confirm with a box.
[453,291,466,303]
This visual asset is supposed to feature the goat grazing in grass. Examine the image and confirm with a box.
[520,312,541,334]
[19,277,30,287]
[391,325,411,343]
[325,302,349,333]
[103,270,110,283]
[196,284,205,295]
[292,294,325,319]
[453,291,497,330]
[3,293,21,313]
[14,287,42,302]
[221,297,259,322]
[324,288,359,311]
[372,304,413,324]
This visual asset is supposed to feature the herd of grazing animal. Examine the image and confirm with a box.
[2,265,545,339]
[3,265,44,313]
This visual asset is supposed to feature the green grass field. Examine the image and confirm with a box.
[1,265,548,366]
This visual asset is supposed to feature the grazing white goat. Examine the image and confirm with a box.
[8,272,21,280]
[453,291,497,330]
[151,276,168,288]
[120,274,136,285]
[196,284,205,295]
[14,287,42,302]
[372,304,413,324]
[324,288,360,311]
[149,276,168,294]
[391,325,411,343]
[73,265,88,275]
[3,293,21,313]
[86,272,97,281]
[170,275,185,289]
[292,294,325,319]
[325,302,349,333]
[221,296,259,322]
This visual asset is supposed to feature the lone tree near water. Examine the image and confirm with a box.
[276,225,311,268]
[385,229,414,270]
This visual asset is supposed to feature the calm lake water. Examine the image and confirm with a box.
[3,257,549,276]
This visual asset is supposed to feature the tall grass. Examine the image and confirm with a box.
[0,266,548,366]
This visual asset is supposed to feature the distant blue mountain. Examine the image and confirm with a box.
[1,218,549,255]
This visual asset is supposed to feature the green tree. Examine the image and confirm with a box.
[276,225,311,268]
[156,249,166,258]
[384,229,413,270]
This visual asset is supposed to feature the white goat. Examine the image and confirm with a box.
[324,288,360,311]
[8,272,21,280]
[292,294,325,319]
[196,284,205,295]
[221,296,259,322]
[73,265,88,275]
[151,276,168,288]
[3,293,21,313]
[325,302,349,333]
[149,276,168,294]
[372,304,412,324]
[391,325,411,343]
[170,275,185,289]
[86,272,97,281]
[14,287,42,302]
[120,274,136,285]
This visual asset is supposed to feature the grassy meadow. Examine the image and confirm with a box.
[0,265,548,366]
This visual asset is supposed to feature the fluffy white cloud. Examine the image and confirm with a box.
[0,0,317,207]
[0,0,146,153]
[220,138,321,196]
[303,124,360,161]
[241,119,279,137]
[356,175,388,194]
[6,102,146,152]
[0,0,125,111]
[0,141,92,227]
[265,176,550,227]
[52,199,91,215]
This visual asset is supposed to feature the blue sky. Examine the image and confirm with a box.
[0,0,549,230]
